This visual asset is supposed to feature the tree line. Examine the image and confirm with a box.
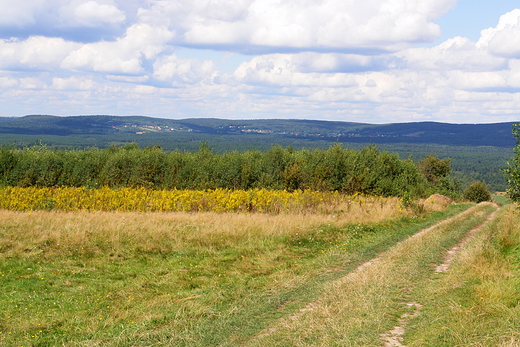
[0,142,459,198]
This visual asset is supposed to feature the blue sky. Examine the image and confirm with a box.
[1,0,520,123]
[435,0,519,43]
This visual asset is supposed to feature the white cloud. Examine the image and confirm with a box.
[61,23,174,74]
[138,0,456,54]
[448,71,507,91]
[234,54,372,87]
[106,75,149,83]
[153,54,217,85]
[0,1,133,43]
[0,36,80,70]
[401,36,507,72]
[0,77,18,88]
[2,1,520,124]
[477,9,520,58]
[62,42,143,74]
[51,76,97,90]
[19,77,47,89]
[0,0,45,27]
[73,1,126,26]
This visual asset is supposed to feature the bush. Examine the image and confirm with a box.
[463,181,491,203]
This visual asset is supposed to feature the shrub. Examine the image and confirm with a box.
[463,181,491,203]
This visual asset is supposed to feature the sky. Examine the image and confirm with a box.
[1,0,520,124]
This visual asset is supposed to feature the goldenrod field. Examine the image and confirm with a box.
[0,186,401,214]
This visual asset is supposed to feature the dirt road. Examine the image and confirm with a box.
[247,202,500,347]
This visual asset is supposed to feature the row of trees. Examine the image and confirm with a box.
[0,142,459,198]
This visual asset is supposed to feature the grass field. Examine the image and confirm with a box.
[403,204,520,346]
[0,193,465,346]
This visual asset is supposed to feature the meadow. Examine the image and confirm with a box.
[0,188,462,346]
[0,187,395,214]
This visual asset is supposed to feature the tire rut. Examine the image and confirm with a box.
[250,204,497,344]
[380,203,500,347]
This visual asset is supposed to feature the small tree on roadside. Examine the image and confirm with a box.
[463,181,491,203]
[504,123,520,202]
[419,154,452,185]
[419,153,460,199]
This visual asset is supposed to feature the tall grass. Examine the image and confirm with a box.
[0,197,461,346]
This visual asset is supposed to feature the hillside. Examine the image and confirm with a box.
[0,115,516,147]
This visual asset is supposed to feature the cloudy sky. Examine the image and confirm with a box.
[1,0,520,123]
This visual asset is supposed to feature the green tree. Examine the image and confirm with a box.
[418,154,451,185]
[418,153,461,199]
[504,123,520,201]
[0,147,17,186]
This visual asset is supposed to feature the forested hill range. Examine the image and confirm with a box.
[0,114,517,191]
[0,114,517,148]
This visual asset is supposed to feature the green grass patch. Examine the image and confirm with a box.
[493,194,511,206]
[0,205,469,346]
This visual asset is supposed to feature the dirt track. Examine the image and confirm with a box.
[249,202,500,347]
[381,204,500,347]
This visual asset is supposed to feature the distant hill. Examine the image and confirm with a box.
[0,115,517,192]
[0,115,516,147]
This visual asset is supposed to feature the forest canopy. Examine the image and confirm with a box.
[0,143,458,198]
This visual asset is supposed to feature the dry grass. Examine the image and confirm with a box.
[246,202,498,346]
[0,196,406,258]
[0,196,466,346]
[422,194,453,211]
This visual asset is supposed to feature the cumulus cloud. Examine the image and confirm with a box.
[448,71,507,91]
[3,0,520,123]
[138,0,456,54]
[72,1,126,26]
[234,53,368,87]
[61,24,174,74]
[400,36,507,71]
[0,36,80,70]
[477,9,520,58]
[0,77,18,88]
[106,75,150,83]
[19,77,47,89]
[0,0,130,42]
[51,76,97,90]
[292,52,401,73]
[0,0,45,27]
[507,60,520,88]
[0,23,174,75]
[153,54,217,85]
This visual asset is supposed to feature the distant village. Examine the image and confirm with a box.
[116,122,397,139]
